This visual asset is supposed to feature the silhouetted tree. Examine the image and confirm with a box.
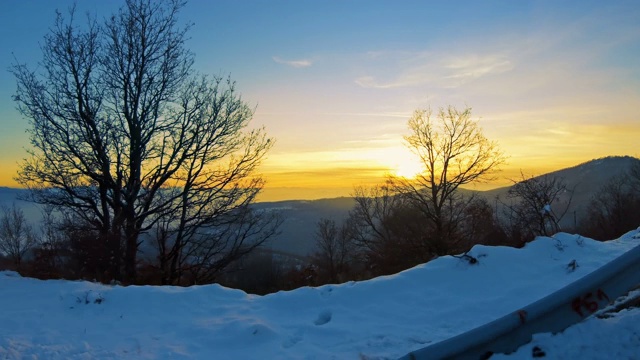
[459,196,504,247]
[12,0,275,283]
[29,205,70,278]
[217,250,284,295]
[390,106,505,254]
[630,161,640,194]
[0,204,38,270]
[349,185,399,258]
[312,218,354,283]
[582,174,640,240]
[346,185,432,276]
[502,172,573,241]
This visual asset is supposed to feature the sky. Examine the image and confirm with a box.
[0,0,639,201]
[1,229,639,358]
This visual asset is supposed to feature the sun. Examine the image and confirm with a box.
[379,146,423,179]
[393,158,423,179]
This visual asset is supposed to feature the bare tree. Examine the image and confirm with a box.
[349,185,400,256]
[629,161,640,194]
[503,172,573,240]
[0,204,38,270]
[175,206,281,285]
[12,0,275,283]
[582,174,640,240]
[313,218,340,283]
[458,196,503,247]
[347,185,435,275]
[30,205,69,278]
[390,106,505,255]
[312,218,354,284]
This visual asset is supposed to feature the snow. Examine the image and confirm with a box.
[1,230,639,359]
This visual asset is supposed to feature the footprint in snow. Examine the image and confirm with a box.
[282,331,303,348]
[320,286,333,298]
[314,310,332,326]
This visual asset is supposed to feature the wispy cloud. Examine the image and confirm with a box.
[443,54,513,83]
[354,75,396,89]
[272,56,312,68]
[321,111,410,118]
[355,52,513,89]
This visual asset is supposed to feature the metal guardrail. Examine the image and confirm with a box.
[399,242,640,360]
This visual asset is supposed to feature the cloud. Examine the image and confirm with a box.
[352,13,639,95]
[352,77,391,89]
[443,54,513,83]
[321,111,410,119]
[354,51,513,89]
[272,56,312,68]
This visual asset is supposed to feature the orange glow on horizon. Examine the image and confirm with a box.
[1,155,636,201]
[1,132,637,201]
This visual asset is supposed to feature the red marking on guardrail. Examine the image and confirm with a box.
[517,310,528,324]
[571,289,611,317]
[596,288,610,302]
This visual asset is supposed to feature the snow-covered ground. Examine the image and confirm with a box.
[1,230,639,359]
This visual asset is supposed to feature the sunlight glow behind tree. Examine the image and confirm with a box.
[390,106,506,254]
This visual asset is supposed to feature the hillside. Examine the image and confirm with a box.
[480,156,640,229]
[266,156,639,255]
[1,229,639,359]
[254,197,355,255]
[0,156,637,258]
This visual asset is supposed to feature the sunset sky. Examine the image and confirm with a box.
[1,0,638,201]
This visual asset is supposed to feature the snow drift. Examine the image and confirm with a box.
[1,230,639,359]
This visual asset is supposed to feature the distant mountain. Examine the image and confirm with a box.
[0,187,29,204]
[0,187,356,257]
[263,156,640,255]
[1,156,637,258]
[0,187,43,225]
[254,197,355,256]
[482,156,639,197]
[480,156,640,229]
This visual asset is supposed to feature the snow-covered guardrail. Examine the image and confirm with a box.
[399,242,640,360]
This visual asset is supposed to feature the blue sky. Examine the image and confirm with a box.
[1,0,639,200]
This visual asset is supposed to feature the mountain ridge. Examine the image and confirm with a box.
[0,156,637,256]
